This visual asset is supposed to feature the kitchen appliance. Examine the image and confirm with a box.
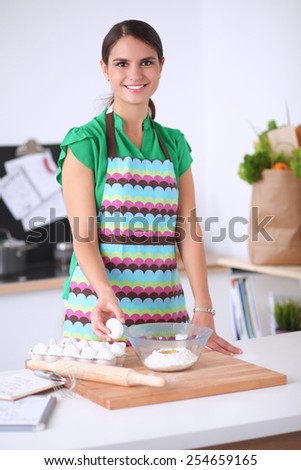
[53,242,73,271]
[0,229,36,276]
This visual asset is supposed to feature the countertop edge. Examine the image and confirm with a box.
[0,276,67,295]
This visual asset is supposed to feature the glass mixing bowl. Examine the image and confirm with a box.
[124,323,212,372]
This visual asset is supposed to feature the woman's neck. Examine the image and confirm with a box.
[113,101,149,149]
[113,101,149,134]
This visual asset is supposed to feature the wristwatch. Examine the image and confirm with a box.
[193,307,216,316]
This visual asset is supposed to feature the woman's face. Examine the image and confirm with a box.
[101,35,164,111]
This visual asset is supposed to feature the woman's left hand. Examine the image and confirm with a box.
[192,313,243,356]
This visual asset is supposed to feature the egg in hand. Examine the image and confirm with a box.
[105,318,124,340]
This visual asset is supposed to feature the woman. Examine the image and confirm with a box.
[57,19,241,356]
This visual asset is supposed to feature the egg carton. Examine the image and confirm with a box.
[28,337,126,367]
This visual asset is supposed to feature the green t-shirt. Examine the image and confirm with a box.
[56,108,193,299]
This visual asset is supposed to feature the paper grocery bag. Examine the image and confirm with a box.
[248,169,301,265]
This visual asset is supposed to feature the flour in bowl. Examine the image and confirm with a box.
[144,347,198,371]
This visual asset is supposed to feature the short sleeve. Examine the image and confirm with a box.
[56,127,96,185]
[176,131,193,177]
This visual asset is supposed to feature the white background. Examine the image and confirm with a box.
[1,0,301,257]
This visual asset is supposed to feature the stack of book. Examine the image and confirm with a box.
[230,273,262,340]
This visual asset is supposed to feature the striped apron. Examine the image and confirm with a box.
[63,112,189,341]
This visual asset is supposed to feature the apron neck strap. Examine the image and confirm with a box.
[152,121,171,161]
[105,112,171,161]
[105,112,117,157]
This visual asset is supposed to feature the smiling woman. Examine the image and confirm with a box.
[56,19,241,357]
[101,20,164,122]
[100,35,164,149]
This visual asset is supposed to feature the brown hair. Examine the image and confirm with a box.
[102,19,164,119]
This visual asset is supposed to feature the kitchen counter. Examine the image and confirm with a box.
[0,261,67,295]
[1,331,300,450]
[0,275,67,295]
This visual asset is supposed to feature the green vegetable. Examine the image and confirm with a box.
[290,147,301,178]
[273,152,289,165]
[267,120,277,131]
[238,119,301,184]
[254,133,273,154]
[238,151,271,184]
[274,298,301,331]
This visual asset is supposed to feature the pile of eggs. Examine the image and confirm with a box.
[29,337,126,366]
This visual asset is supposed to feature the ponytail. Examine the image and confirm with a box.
[148,99,156,119]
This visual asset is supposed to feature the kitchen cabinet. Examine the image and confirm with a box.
[0,279,66,370]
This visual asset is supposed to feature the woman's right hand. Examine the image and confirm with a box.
[90,286,125,340]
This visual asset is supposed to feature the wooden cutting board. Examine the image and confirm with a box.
[74,348,287,410]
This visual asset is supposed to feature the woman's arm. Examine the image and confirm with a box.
[62,149,124,338]
[176,168,242,355]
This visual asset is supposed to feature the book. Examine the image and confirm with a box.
[244,276,262,337]
[237,278,253,338]
[0,369,55,401]
[0,395,56,431]
[229,272,263,340]
[241,278,256,338]
[229,277,248,340]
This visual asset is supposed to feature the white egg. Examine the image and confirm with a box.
[47,344,63,356]
[32,342,48,354]
[80,346,96,360]
[109,342,126,357]
[77,339,89,351]
[96,348,116,366]
[96,348,114,360]
[90,341,107,351]
[30,342,48,361]
[45,344,63,363]
[106,318,124,340]
[63,344,80,359]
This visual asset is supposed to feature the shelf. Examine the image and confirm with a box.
[0,276,67,296]
[217,257,301,281]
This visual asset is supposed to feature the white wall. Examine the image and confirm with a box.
[0,0,200,143]
[1,0,300,258]
[198,0,301,256]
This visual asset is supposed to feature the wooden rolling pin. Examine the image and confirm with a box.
[26,359,165,388]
